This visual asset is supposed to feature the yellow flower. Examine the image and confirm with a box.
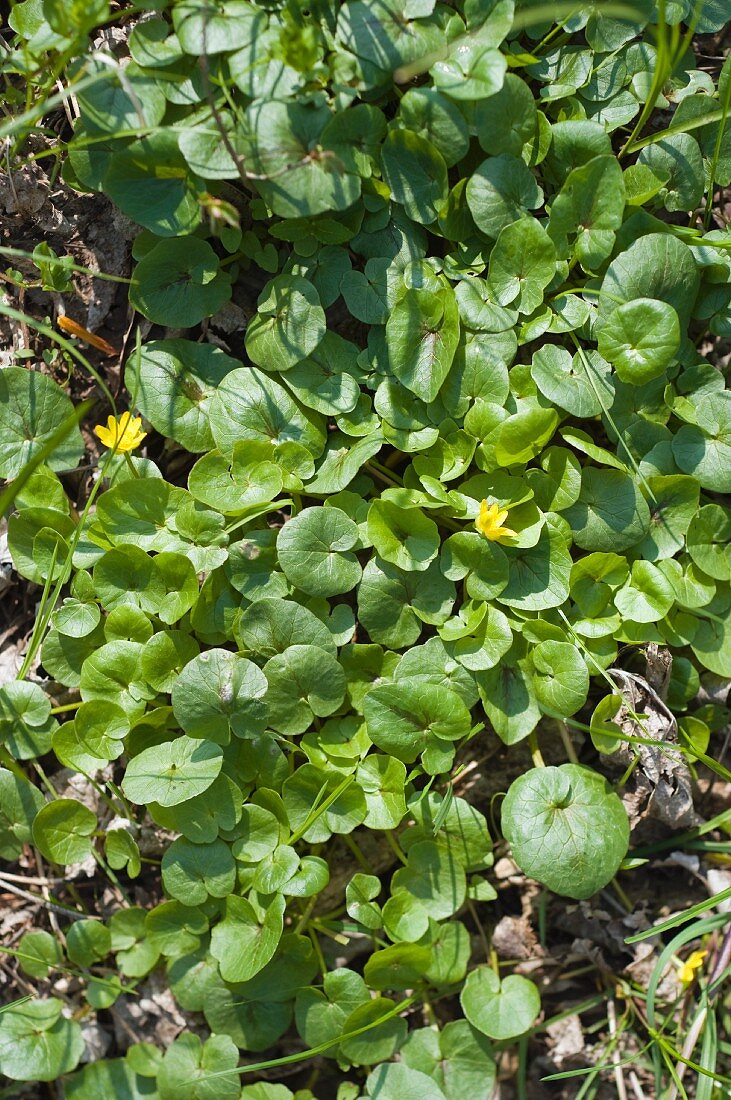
[475,499,516,543]
[94,412,147,453]
[676,949,707,985]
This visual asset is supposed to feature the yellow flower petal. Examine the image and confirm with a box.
[94,411,147,453]
[676,949,707,984]
[475,498,516,543]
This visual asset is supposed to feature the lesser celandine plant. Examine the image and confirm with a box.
[1,0,730,1094]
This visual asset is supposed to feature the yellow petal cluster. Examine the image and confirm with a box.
[94,412,147,453]
[475,499,516,543]
[676,949,707,985]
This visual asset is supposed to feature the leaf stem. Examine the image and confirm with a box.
[529,731,546,768]
[384,829,408,865]
[50,701,81,715]
[556,719,579,764]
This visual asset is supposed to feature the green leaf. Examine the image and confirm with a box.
[277,506,361,596]
[367,500,439,572]
[599,232,699,329]
[0,769,45,859]
[188,443,283,516]
[404,791,492,872]
[53,699,128,772]
[366,1063,447,1100]
[264,646,346,735]
[171,649,268,742]
[158,1032,240,1100]
[122,736,223,807]
[0,999,84,1081]
[209,367,325,461]
[614,560,676,623]
[498,522,572,611]
[339,995,407,1064]
[501,764,630,898]
[286,331,362,415]
[431,31,507,102]
[296,967,370,1051]
[129,236,232,328]
[475,74,536,156]
[386,286,460,402]
[363,681,471,766]
[466,154,543,239]
[494,398,560,465]
[242,100,361,218]
[346,874,383,930]
[66,919,111,968]
[245,275,326,373]
[151,773,241,845]
[686,504,731,581]
[17,930,63,979]
[360,556,456,648]
[476,661,540,745]
[357,755,407,830]
[236,596,336,658]
[381,129,448,224]
[75,56,165,133]
[401,1020,496,1100]
[564,468,650,552]
[461,967,540,1040]
[672,392,731,492]
[173,0,260,54]
[64,1058,151,1099]
[162,837,236,905]
[547,154,624,269]
[447,604,513,672]
[0,367,84,479]
[307,431,384,494]
[637,133,704,212]
[392,839,466,919]
[178,109,248,180]
[210,894,285,983]
[399,87,470,167]
[691,607,731,678]
[129,339,240,453]
[32,798,96,865]
[488,217,556,314]
[531,640,589,716]
[597,298,680,383]
[104,131,201,236]
[531,346,613,418]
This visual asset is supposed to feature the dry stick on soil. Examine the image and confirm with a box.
[0,870,62,887]
[35,850,62,940]
[0,878,96,920]
[628,1069,648,1100]
[607,996,629,1100]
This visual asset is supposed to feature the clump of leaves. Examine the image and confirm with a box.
[1,0,731,1093]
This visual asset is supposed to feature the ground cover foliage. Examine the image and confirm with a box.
[1,0,731,1094]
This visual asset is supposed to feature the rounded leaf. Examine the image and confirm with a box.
[130,237,232,327]
[461,966,540,1040]
[501,764,630,899]
[172,650,268,742]
[32,799,97,865]
[0,367,84,479]
[363,681,471,764]
[277,506,361,596]
[0,998,84,1081]
[122,736,223,807]
[245,275,326,373]
[129,339,240,453]
[598,298,680,383]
